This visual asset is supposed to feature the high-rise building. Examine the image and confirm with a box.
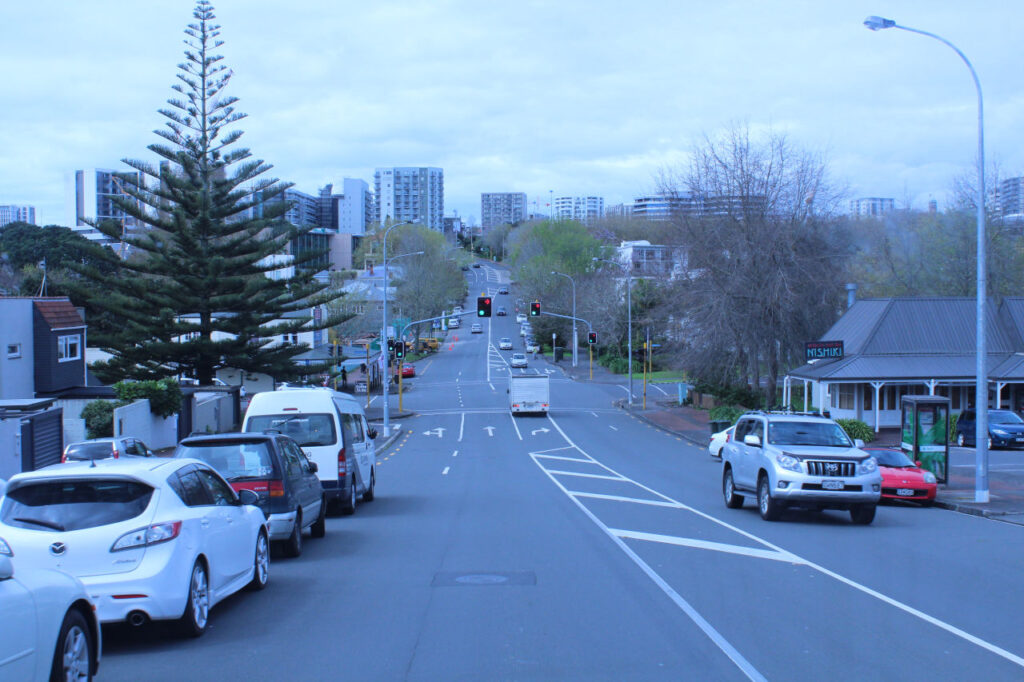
[849,197,895,219]
[374,167,444,230]
[553,196,604,225]
[64,168,146,245]
[999,177,1024,222]
[0,205,36,228]
[480,192,527,229]
[336,179,373,235]
[632,194,701,221]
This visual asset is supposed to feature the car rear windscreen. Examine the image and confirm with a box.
[178,441,276,480]
[1,479,154,531]
[245,414,337,447]
[65,442,114,459]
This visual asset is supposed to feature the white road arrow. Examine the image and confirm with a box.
[423,427,446,438]
[544,368,556,374]
[531,427,550,436]
[483,426,496,436]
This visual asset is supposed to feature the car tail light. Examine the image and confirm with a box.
[112,448,120,459]
[111,521,182,552]
[338,447,347,478]
[269,480,284,497]
[725,432,731,442]
[61,452,67,463]
[231,480,283,498]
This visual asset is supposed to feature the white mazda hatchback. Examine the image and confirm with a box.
[0,457,269,637]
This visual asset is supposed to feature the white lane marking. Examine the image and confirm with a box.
[489,382,495,391]
[540,414,1024,673]
[591,411,599,418]
[442,466,450,475]
[369,397,379,406]
[535,454,593,463]
[609,425,618,431]
[483,426,495,437]
[651,383,670,396]
[546,470,625,481]
[509,412,523,440]
[530,446,577,455]
[452,450,458,457]
[459,413,465,442]
[613,529,803,564]
[570,492,682,508]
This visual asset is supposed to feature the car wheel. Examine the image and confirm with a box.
[723,467,743,509]
[282,510,303,558]
[362,467,375,502]
[310,498,327,538]
[956,432,966,447]
[850,504,877,525]
[246,531,269,591]
[342,479,357,516]
[50,608,92,682]
[757,474,783,521]
[179,560,210,638]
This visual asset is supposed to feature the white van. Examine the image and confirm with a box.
[242,387,377,515]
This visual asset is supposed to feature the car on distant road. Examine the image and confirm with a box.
[496,307,507,316]
[398,363,416,378]
[954,409,1024,449]
[863,447,937,505]
[448,317,460,328]
[63,436,156,463]
[499,337,513,350]
[0,457,270,636]
[472,263,481,268]
[516,313,527,324]
[471,323,482,334]
[0,554,102,681]
[174,432,326,556]
[708,424,735,459]
[525,338,539,353]
[510,353,528,368]
[498,286,509,295]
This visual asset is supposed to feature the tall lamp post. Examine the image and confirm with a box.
[594,257,633,405]
[864,15,988,502]
[551,270,578,367]
[380,219,414,437]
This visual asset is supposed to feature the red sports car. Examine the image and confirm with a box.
[864,447,937,505]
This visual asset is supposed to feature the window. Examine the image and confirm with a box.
[57,334,81,362]
[195,469,237,506]
[838,384,855,410]
[863,385,873,411]
[6,343,21,358]
[1,479,154,531]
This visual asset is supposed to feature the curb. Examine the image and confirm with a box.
[616,400,709,448]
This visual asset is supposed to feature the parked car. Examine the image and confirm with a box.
[448,317,461,328]
[175,432,326,557]
[0,554,102,681]
[516,313,527,324]
[397,363,416,378]
[417,337,440,351]
[471,323,483,334]
[498,286,509,295]
[0,457,269,636]
[721,412,881,524]
[510,353,528,368]
[499,337,513,350]
[243,388,377,515]
[954,409,1024,448]
[525,338,540,353]
[63,436,156,463]
[708,425,735,459]
[863,447,937,505]
[496,307,507,316]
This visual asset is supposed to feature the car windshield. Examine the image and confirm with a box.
[1,479,153,532]
[989,410,1024,424]
[768,421,853,447]
[177,441,275,480]
[245,413,337,447]
[64,441,114,459]
[867,448,914,467]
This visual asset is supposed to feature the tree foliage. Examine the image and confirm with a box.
[69,1,344,384]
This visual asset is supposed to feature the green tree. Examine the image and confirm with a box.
[70,1,343,384]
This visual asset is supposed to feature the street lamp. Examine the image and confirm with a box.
[380,219,415,437]
[551,270,578,367]
[593,257,633,405]
[864,15,988,502]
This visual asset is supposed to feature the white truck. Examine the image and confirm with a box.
[509,374,550,414]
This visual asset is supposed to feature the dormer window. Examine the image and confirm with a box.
[57,334,81,362]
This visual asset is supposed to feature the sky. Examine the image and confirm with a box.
[2,1,1022,227]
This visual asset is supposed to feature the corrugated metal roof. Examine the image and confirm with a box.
[862,298,1017,354]
[33,298,84,330]
[998,298,1024,347]
[792,354,1018,381]
[818,299,890,355]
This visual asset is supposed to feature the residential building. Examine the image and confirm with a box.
[631,193,701,221]
[443,215,465,237]
[999,177,1024,223]
[63,168,146,245]
[336,179,374,235]
[374,167,444,230]
[0,205,36,227]
[849,197,895,219]
[481,192,527,229]
[553,196,604,225]
[615,240,687,278]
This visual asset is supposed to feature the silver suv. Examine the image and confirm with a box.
[721,412,882,524]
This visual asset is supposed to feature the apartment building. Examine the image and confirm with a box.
[0,205,36,227]
[374,167,444,230]
[481,192,527,229]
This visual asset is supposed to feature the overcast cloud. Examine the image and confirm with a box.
[1,1,1021,226]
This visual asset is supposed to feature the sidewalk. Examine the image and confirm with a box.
[551,356,1024,526]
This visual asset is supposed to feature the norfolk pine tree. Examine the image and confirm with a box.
[73,1,346,385]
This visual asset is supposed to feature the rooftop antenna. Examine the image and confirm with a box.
[37,258,47,296]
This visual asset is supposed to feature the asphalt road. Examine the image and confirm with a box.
[101,263,1024,681]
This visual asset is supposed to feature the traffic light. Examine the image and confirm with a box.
[387,338,395,354]
[530,301,541,317]
[588,332,597,345]
[395,341,405,359]
[477,296,492,317]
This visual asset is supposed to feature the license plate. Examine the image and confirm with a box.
[897,488,915,496]
[822,480,845,490]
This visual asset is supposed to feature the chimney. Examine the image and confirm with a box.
[846,283,858,310]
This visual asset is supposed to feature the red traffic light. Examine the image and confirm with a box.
[530,301,541,316]
[588,332,597,344]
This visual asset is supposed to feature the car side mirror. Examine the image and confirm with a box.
[854,439,865,448]
[307,461,319,473]
[237,489,259,507]
[743,434,761,447]
[367,428,378,440]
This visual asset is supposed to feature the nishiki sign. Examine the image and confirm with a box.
[805,340,844,361]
